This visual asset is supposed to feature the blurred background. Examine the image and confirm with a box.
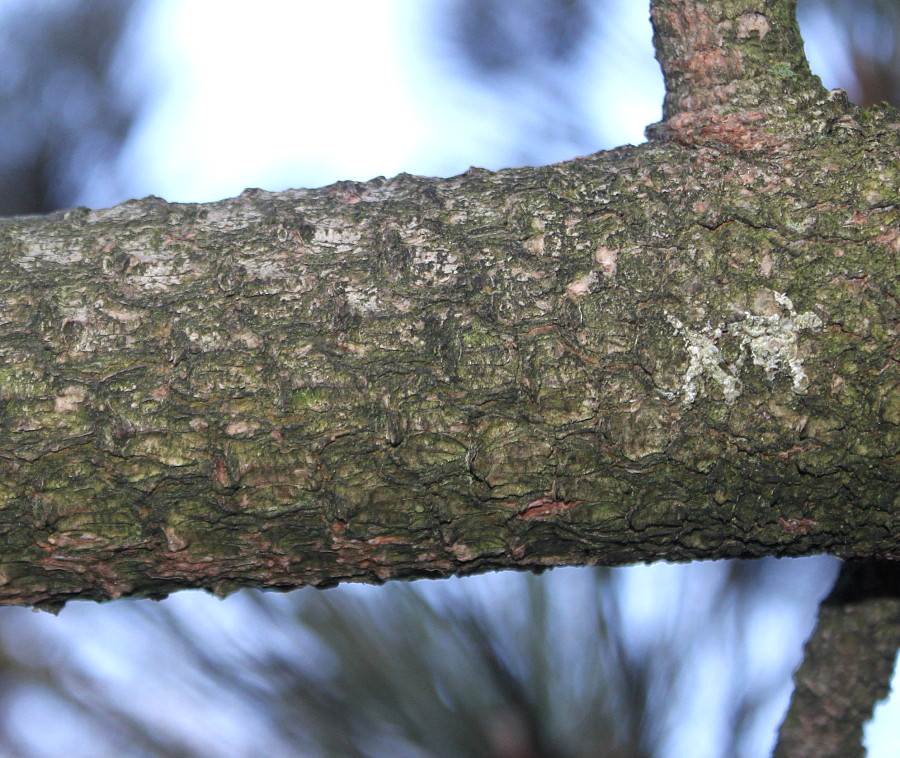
[0,1,897,756]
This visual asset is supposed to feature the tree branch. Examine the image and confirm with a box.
[775,560,900,758]
[648,0,825,147]
[0,0,896,609]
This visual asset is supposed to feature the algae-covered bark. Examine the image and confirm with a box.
[0,0,897,609]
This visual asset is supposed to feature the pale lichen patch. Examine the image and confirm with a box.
[594,246,618,277]
[225,420,259,437]
[150,385,169,401]
[20,238,84,266]
[54,386,88,413]
[449,542,475,561]
[163,526,189,552]
[665,315,741,406]
[313,224,360,251]
[665,292,822,406]
[566,271,598,299]
[411,245,459,285]
[737,12,770,39]
[344,284,381,314]
[204,203,261,230]
[732,292,822,394]
[523,234,546,254]
[237,331,262,349]
[100,306,142,323]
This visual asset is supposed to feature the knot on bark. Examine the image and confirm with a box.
[647,108,780,152]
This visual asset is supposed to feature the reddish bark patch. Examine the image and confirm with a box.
[877,227,900,254]
[366,535,405,546]
[213,457,229,486]
[667,109,779,152]
[518,498,584,520]
[779,517,819,534]
[656,2,744,113]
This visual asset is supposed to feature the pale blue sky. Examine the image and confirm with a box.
[101,0,663,206]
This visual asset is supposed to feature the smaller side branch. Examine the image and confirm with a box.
[775,560,900,758]
[648,0,826,149]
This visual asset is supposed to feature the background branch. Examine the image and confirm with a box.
[775,560,900,757]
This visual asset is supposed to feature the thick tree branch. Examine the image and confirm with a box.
[0,0,896,609]
[775,560,900,758]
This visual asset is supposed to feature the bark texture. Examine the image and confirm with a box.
[775,560,900,758]
[0,0,897,610]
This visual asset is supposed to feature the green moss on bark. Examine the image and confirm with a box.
[0,1,896,609]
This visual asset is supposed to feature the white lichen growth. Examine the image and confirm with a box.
[732,292,822,394]
[665,292,822,406]
[344,283,381,314]
[665,315,742,406]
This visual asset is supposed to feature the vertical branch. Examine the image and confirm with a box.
[648,0,828,147]
[774,560,900,758]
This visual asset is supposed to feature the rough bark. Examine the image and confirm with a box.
[775,560,900,758]
[0,0,897,610]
